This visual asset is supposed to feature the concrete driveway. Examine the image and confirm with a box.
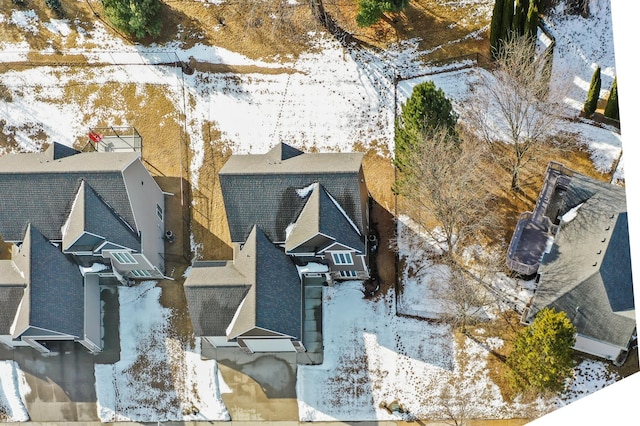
[205,342,300,421]
[2,285,120,422]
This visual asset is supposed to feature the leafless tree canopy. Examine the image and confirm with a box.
[398,129,496,260]
[467,34,567,191]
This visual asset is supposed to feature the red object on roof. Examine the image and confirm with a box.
[89,131,103,143]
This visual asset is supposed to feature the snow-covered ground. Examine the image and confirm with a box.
[0,361,30,422]
[94,282,229,422]
[0,0,632,422]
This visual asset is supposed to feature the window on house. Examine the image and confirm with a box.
[111,251,137,264]
[331,252,353,265]
[131,269,152,278]
[339,270,357,278]
[156,204,163,221]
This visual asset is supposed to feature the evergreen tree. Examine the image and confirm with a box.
[501,0,515,43]
[584,66,601,117]
[102,0,162,39]
[604,77,619,120]
[513,0,527,38]
[490,0,506,59]
[356,0,409,27]
[524,0,539,41]
[507,308,576,394]
[394,81,458,176]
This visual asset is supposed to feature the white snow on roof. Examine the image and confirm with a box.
[78,263,109,276]
[296,182,317,198]
[561,203,584,224]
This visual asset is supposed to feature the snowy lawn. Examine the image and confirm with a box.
[0,361,29,422]
[94,282,229,422]
[297,280,548,421]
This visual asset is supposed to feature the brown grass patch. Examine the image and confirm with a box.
[467,311,523,402]
[323,0,491,60]
[190,122,234,260]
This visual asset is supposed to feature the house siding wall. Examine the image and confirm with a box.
[241,337,296,353]
[83,274,102,352]
[206,336,240,348]
[575,334,623,361]
[121,159,165,274]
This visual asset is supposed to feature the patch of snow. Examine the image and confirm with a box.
[0,361,30,422]
[43,19,72,38]
[78,263,109,276]
[285,222,296,240]
[558,359,620,406]
[296,182,317,198]
[561,203,584,223]
[296,262,329,275]
[10,10,39,34]
[95,281,229,421]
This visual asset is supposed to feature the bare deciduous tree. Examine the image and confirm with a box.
[397,129,496,261]
[466,35,567,191]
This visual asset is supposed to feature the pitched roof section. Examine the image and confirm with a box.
[527,175,634,349]
[184,227,302,340]
[285,183,364,253]
[219,143,366,243]
[0,146,139,242]
[184,261,251,337]
[12,225,85,338]
[267,142,304,162]
[62,180,141,252]
[0,260,26,335]
[50,142,81,160]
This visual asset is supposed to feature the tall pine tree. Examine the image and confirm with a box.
[584,66,601,117]
[490,0,506,59]
[604,77,619,120]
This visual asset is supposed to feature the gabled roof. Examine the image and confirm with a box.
[0,142,139,242]
[285,183,364,253]
[11,224,85,339]
[184,226,302,340]
[62,180,141,252]
[526,172,634,349]
[219,143,366,243]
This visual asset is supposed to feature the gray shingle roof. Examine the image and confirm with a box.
[63,181,140,252]
[12,224,85,338]
[526,173,634,349]
[184,226,302,340]
[0,143,138,242]
[285,183,364,253]
[0,259,25,334]
[219,143,367,243]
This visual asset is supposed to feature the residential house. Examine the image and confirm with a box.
[185,143,370,359]
[0,142,166,353]
[507,162,635,365]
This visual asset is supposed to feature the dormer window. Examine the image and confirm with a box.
[332,252,353,265]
